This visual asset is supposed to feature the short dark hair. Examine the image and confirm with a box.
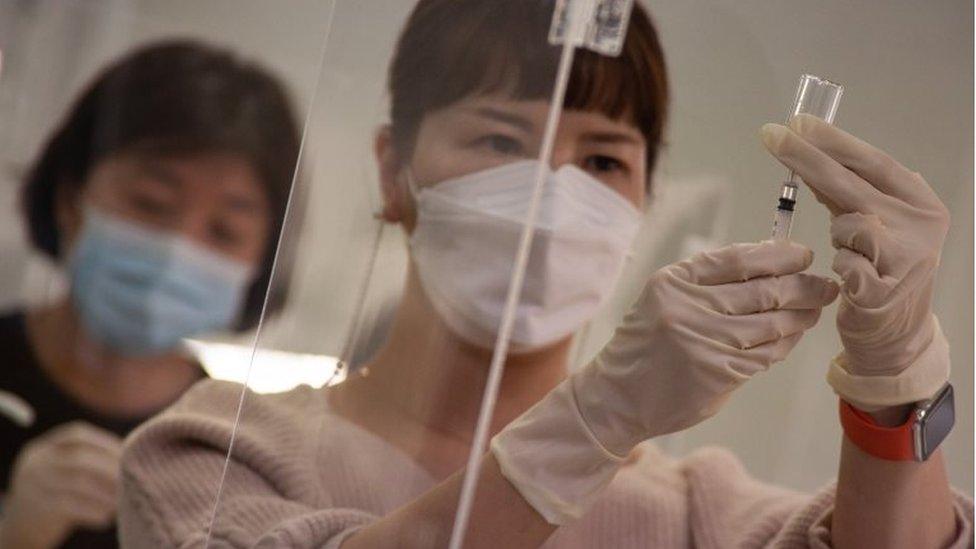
[20,39,302,331]
[388,0,669,184]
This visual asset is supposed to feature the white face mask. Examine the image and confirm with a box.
[407,159,642,352]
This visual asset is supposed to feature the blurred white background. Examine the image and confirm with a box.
[0,0,970,498]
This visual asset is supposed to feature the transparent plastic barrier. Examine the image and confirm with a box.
[94,1,973,548]
[214,3,968,540]
[0,3,330,547]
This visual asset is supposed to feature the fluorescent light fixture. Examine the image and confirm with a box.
[185,340,345,394]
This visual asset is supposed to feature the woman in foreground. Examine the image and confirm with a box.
[119,1,972,547]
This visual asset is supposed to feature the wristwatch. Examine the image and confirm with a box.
[839,382,955,462]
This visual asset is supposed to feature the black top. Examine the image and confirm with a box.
[0,310,205,548]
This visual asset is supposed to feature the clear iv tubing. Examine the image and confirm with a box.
[771,74,844,240]
[446,19,580,549]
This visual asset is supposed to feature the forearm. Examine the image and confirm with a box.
[341,452,555,548]
[833,406,957,549]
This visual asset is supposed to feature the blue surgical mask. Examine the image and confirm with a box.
[68,206,256,357]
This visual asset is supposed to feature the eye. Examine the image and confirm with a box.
[210,221,244,248]
[477,134,524,156]
[584,155,627,173]
[128,191,176,217]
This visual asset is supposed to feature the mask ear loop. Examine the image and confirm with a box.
[403,167,421,200]
[339,210,387,377]
[352,168,415,371]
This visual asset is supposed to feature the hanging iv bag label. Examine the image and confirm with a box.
[549,0,635,57]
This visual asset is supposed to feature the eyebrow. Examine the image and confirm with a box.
[138,159,263,214]
[137,159,181,187]
[471,106,534,132]
[579,131,643,146]
[221,193,262,214]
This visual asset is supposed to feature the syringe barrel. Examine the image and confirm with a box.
[770,74,843,240]
[787,74,844,124]
[772,207,794,240]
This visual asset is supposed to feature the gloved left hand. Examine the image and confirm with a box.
[492,240,837,525]
[761,113,952,410]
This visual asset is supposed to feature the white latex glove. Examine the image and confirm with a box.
[492,240,839,524]
[0,422,122,549]
[761,114,952,410]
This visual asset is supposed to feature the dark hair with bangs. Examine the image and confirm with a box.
[20,40,302,331]
[388,0,669,185]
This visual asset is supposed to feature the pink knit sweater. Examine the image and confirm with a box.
[118,380,973,548]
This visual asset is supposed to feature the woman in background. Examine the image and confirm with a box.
[0,41,301,549]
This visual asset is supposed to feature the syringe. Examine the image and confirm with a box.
[771,74,844,240]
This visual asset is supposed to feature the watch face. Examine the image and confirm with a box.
[920,384,955,460]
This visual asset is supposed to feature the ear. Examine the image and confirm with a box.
[53,180,84,257]
[373,125,411,225]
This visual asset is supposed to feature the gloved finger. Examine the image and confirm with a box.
[761,123,891,215]
[53,489,117,529]
[808,186,845,217]
[698,273,839,315]
[717,352,769,380]
[790,114,944,210]
[53,444,121,494]
[49,421,124,459]
[710,308,821,350]
[72,506,117,530]
[831,248,897,308]
[746,331,806,369]
[59,459,120,493]
[830,212,887,269]
[675,240,814,286]
[43,475,118,511]
[730,309,821,349]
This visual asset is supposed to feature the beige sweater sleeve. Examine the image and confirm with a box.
[678,446,974,548]
[119,379,974,548]
[118,380,376,548]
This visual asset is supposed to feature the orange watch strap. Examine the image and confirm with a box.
[838,399,916,461]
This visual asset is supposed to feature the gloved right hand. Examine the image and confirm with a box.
[764,115,952,410]
[492,240,839,525]
[0,421,122,549]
